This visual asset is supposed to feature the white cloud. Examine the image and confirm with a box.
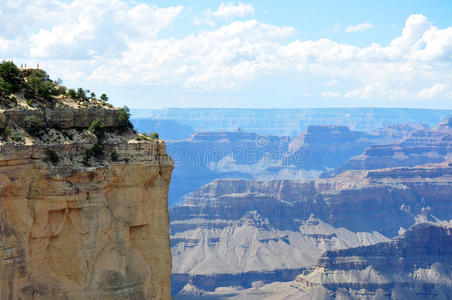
[417,83,452,99]
[212,2,254,19]
[0,0,184,59]
[1,6,452,103]
[89,14,452,94]
[89,20,295,89]
[345,22,374,33]
[321,91,340,97]
[194,2,254,26]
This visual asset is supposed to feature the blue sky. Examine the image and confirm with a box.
[1,0,452,109]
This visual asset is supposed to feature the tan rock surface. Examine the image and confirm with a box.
[0,73,175,299]
[0,142,174,299]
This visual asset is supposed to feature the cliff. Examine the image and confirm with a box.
[185,223,452,299]
[293,223,452,299]
[0,68,174,299]
[340,120,452,172]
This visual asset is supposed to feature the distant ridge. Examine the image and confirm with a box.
[131,107,452,137]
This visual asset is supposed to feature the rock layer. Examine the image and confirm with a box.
[293,223,452,299]
[0,90,174,298]
[170,162,452,293]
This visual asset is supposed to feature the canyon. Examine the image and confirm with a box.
[163,113,452,298]
[170,161,452,295]
[176,222,452,299]
[164,123,425,206]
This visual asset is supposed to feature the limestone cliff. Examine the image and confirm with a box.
[0,69,174,299]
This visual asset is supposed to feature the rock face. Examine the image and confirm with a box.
[340,119,452,172]
[170,162,452,294]
[287,125,385,170]
[166,130,292,206]
[0,85,174,298]
[166,125,410,206]
[293,223,452,299]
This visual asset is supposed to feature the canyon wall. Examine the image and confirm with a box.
[0,94,174,299]
[170,162,452,294]
[293,222,452,299]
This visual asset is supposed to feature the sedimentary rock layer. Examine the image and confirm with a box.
[0,89,174,298]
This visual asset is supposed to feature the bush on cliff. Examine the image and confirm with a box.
[45,150,59,165]
[100,93,109,102]
[24,69,58,100]
[0,127,11,140]
[0,61,21,94]
[76,88,87,101]
[88,119,104,138]
[67,88,77,99]
[149,132,159,139]
[118,106,133,130]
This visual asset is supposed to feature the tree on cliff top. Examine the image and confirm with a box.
[118,106,133,130]
[25,70,58,100]
[0,61,21,94]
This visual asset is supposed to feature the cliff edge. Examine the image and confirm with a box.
[0,64,174,299]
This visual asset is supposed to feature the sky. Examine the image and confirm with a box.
[1,0,452,109]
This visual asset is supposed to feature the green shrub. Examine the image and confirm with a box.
[0,61,21,93]
[82,148,93,167]
[90,92,96,100]
[100,93,109,102]
[25,70,58,100]
[23,115,42,136]
[26,99,33,106]
[0,127,11,140]
[76,88,87,100]
[46,150,59,165]
[67,89,77,99]
[118,106,132,130]
[88,119,104,138]
[11,133,21,142]
[111,151,119,161]
[84,149,93,160]
[0,80,16,95]
[149,132,159,139]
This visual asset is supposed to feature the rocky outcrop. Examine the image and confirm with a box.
[293,223,452,299]
[0,87,174,298]
[340,119,452,172]
[170,162,452,294]
[286,125,393,171]
[0,106,122,129]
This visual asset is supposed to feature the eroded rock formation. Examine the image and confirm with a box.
[170,162,452,294]
[293,223,452,299]
[0,74,174,299]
